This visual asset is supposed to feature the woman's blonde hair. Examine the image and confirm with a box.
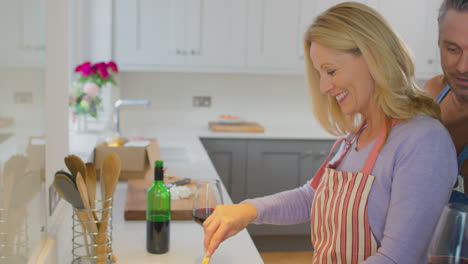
[304,2,440,136]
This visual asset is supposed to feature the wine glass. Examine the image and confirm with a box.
[192,179,224,225]
[429,203,468,264]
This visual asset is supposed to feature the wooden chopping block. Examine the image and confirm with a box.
[209,122,264,133]
[125,176,196,220]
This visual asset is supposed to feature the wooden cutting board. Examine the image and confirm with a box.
[209,122,264,133]
[124,176,196,220]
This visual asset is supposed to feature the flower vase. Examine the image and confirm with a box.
[73,114,88,133]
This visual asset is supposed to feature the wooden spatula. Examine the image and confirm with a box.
[85,163,97,208]
[96,153,121,264]
[201,255,211,264]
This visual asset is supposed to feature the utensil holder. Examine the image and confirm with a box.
[72,198,113,264]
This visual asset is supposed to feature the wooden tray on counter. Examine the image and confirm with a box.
[124,176,196,220]
[209,122,264,133]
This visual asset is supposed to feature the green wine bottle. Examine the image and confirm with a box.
[146,160,170,254]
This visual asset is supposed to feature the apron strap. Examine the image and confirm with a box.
[361,119,397,175]
[310,121,367,189]
[458,145,468,173]
[310,137,346,189]
[436,85,451,104]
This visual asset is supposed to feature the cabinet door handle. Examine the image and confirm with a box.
[176,49,181,55]
[314,151,328,160]
[300,150,313,159]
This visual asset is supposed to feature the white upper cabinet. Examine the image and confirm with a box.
[378,0,441,79]
[245,0,380,74]
[0,0,45,67]
[113,0,443,78]
[246,0,308,73]
[184,0,247,68]
[114,0,184,67]
[424,0,443,77]
[113,0,246,71]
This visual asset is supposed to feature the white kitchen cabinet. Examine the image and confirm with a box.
[379,0,442,79]
[114,0,183,67]
[245,0,379,74]
[113,0,442,78]
[423,0,443,78]
[0,0,45,67]
[246,0,307,73]
[113,0,246,71]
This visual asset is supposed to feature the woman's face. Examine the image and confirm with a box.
[310,42,376,116]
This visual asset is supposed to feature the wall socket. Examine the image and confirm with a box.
[14,91,33,104]
[192,96,211,107]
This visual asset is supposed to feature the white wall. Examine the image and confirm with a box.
[116,72,430,130]
[0,68,45,128]
[118,72,314,128]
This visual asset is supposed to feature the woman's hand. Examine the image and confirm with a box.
[203,203,258,256]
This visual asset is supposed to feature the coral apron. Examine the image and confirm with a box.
[309,121,392,264]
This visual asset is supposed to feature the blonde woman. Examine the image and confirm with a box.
[203,2,458,263]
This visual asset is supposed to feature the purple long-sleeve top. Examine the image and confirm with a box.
[243,115,458,264]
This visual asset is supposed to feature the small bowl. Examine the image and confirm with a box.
[218,115,244,125]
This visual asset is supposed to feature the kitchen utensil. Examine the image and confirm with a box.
[55,169,116,261]
[96,152,121,264]
[64,154,87,180]
[76,172,91,213]
[192,179,223,226]
[53,172,91,256]
[201,255,211,264]
[55,170,75,184]
[85,162,99,221]
[428,203,468,263]
[165,177,191,188]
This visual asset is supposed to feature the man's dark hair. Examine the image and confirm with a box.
[438,0,468,28]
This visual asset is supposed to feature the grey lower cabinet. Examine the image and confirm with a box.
[200,139,248,203]
[201,138,334,236]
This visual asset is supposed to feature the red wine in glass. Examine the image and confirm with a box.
[192,179,223,226]
[192,207,215,225]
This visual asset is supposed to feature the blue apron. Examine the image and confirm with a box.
[437,85,468,203]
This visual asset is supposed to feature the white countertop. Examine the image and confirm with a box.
[68,114,335,264]
[71,132,264,264]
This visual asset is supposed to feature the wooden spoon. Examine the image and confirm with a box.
[55,170,75,185]
[53,172,91,256]
[64,155,87,180]
[85,163,97,210]
[201,255,211,264]
[96,153,121,264]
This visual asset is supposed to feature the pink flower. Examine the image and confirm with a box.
[83,82,100,98]
[75,62,94,76]
[107,61,119,72]
[98,66,109,79]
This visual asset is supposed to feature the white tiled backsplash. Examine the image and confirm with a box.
[117,72,429,127]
